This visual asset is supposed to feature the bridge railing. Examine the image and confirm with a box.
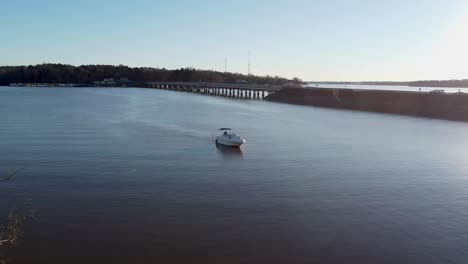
[146,81,284,91]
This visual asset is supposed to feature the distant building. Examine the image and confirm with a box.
[102,78,115,85]
[117,77,135,86]
[93,78,134,86]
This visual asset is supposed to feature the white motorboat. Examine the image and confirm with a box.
[215,128,245,147]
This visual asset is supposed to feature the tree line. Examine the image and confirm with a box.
[0,64,301,86]
[309,80,468,88]
[408,79,468,88]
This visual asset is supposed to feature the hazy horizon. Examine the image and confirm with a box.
[2,0,468,82]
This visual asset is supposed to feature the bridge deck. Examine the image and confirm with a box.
[146,81,283,91]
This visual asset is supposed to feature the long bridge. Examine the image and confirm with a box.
[146,82,285,100]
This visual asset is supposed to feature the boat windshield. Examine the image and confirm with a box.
[218,129,237,136]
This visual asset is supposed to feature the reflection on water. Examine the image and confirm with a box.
[215,142,244,158]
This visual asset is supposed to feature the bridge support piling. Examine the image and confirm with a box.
[146,82,281,99]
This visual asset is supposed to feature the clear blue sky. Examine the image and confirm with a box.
[2,0,468,81]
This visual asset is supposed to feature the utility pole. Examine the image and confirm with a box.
[248,50,251,75]
[224,58,227,73]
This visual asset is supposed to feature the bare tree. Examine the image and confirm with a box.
[0,169,33,264]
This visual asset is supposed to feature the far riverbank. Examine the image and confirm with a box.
[266,87,468,122]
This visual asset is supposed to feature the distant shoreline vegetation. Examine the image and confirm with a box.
[2,64,467,88]
[408,80,468,88]
[308,80,468,88]
[0,64,301,87]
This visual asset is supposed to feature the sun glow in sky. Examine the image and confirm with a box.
[424,7,468,80]
[1,0,468,81]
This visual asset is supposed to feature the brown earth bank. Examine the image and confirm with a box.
[266,87,468,122]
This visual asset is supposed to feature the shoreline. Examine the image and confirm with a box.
[266,87,468,122]
[5,84,468,122]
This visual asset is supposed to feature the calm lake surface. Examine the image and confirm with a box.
[1,87,468,263]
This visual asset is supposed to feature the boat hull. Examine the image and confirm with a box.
[216,137,245,147]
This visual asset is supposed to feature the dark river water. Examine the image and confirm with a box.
[1,87,468,264]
